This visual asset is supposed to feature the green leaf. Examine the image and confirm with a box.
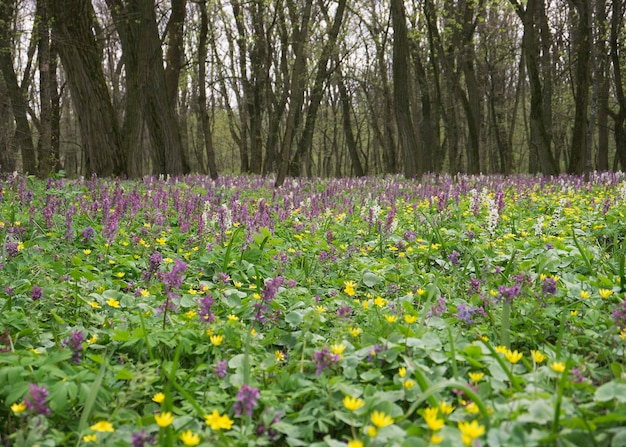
[363,272,382,287]
[595,381,626,403]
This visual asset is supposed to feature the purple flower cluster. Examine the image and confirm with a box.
[25,384,51,416]
[542,277,558,295]
[453,303,485,326]
[81,226,95,243]
[30,285,43,301]
[143,251,162,281]
[234,384,261,416]
[498,284,522,304]
[62,330,85,364]
[256,410,282,441]
[253,276,284,324]
[312,346,339,375]
[213,359,228,378]
[131,429,155,447]
[198,294,215,324]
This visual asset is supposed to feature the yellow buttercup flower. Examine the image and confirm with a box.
[349,327,362,337]
[106,298,120,308]
[331,343,346,359]
[580,290,590,299]
[431,433,444,444]
[210,335,224,346]
[365,426,377,437]
[373,296,387,308]
[11,402,26,413]
[180,430,200,446]
[531,350,547,363]
[384,315,398,323]
[344,281,356,296]
[152,392,165,403]
[83,434,97,442]
[438,401,455,415]
[458,420,485,445]
[468,372,484,382]
[550,361,566,373]
[504,349,523,364]
[403,314,418,324]
[398,367,406,378]
[599,289,613,299]
[90,421,114,432]
[155,412,174,427]
[347,440,363,447]
[204,409,234,430]
[275,350,286,362]
[343,396,365,412]
[404,379,416,389]
[495,345,507,354]
[370,410,394,428]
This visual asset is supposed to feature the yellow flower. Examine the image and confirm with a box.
[253,293,261,300]
[227,314,239,321]
[275,350,286,362]
[599,289,613,299]
[425,416,444,431]
[343,396,365,412]
[331,343,346,359]
[580,290,590,299]
[458,420,485,445]
[504,349,523,364]
[438,401,455,415]
[90,421,115,432]
[373,296,387,308]
[11,402,26,413]
[83,249,92,255]
[344,280,357,296]
[349,327,362,337]
[370,410,394,428]
[531,350,547,363]
[384,315,398,323]
[365,426,377,437]
[431,432,444,444]
[106,298,120,308]
[88,334,98,344]
[316,305,326,313]
[404,379,416,389]
[185,310,197,319]
[155,412,174,428]
[89,301,101,308]
[464,401,479,414]
[404,314,417,324]
[550,361,566,373]
[210,335,224,346]
[347,439,363,447]
[204,409,234,430]
[495,345,507,354]
[140,289,150,297]
[398,367,407,378]
[180,430,200,446]
[152,392,165,403]
[115,272,125,278]
[468,372,484,382]
[83,434,97,442]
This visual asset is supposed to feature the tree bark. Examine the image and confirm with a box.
[51,0,124,176]
[197,0,218,179]
[164,0,186,109]
[390,0,420,178]
[567,0,592,175]
[0,0,36,173]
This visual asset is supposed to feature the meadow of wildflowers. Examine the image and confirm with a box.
[1,172,626,446]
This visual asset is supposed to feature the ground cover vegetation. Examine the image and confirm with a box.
[1,172,626,446]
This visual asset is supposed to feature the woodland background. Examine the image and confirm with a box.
[0,0,625,186]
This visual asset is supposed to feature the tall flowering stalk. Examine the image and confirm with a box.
[160,259,187,329]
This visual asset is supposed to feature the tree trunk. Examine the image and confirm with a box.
[511,0,560,175]
[390,0,420,178]
[107,0,188,176]
[567,0,592,175]
[609,0,626,169]
[337,68,365,176]
[51,0,124,176]
[0,0,36,174]
[164,0,186,109]
[274,0,313,187]
[198,0,218,179]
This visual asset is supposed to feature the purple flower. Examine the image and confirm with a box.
[62,330,85,364]
[427,295,448,317]
[24,384,51,416]
[198,294,215,324]
[336,305,352,318]
[448,250,461,265]
[612,298,626,330]
[30,285,43,301]
[234,384,261,416]
[453,303,484,326]
[312,346,339,375]
[542,277,557,296]
[131,429,155,447]
[213,359,228,379]
[5,242,18,258]
[498,284,522,304]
